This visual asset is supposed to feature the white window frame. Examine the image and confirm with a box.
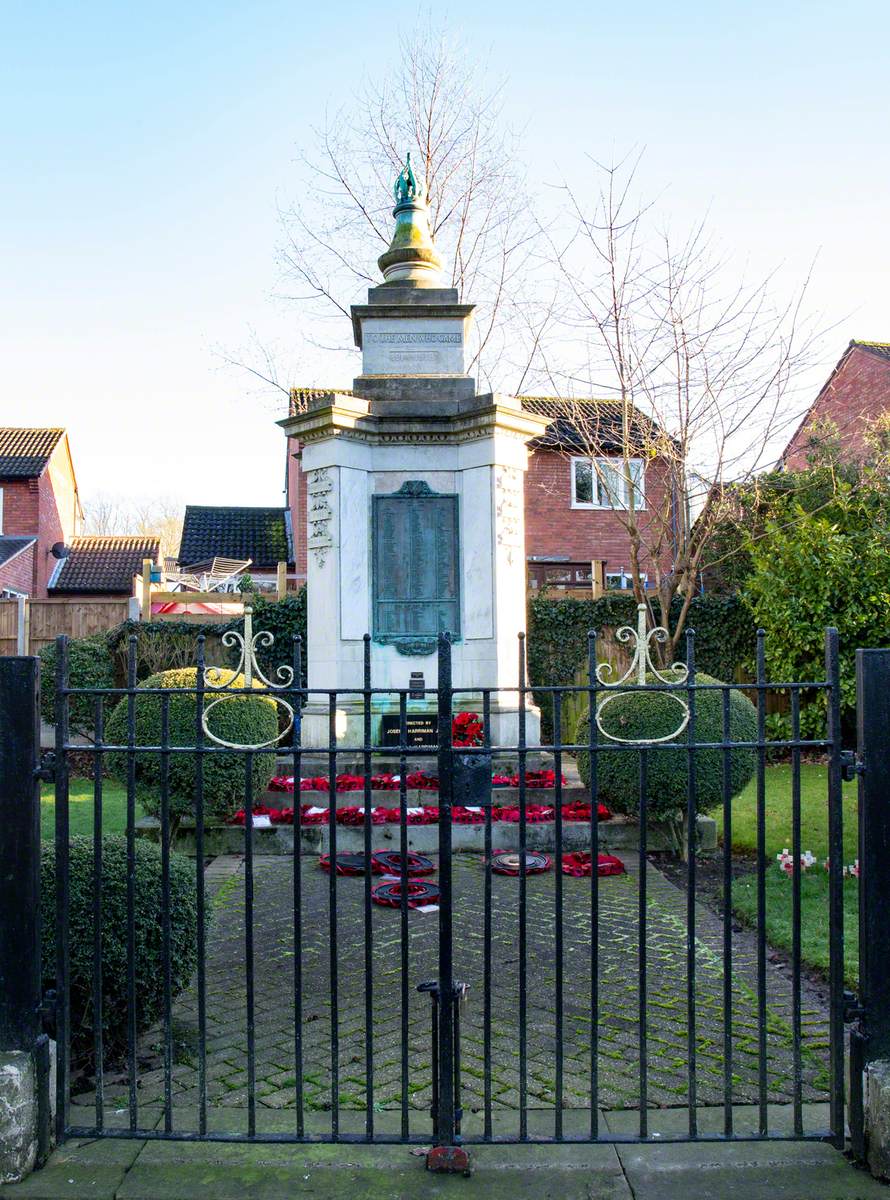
[570,457,646,510]
[606,570,648,591]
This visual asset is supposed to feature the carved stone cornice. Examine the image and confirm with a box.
[278,396,551,448]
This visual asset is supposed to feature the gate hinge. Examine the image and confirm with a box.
[33,751,56,783]
[843,989,865,1023]
[840,750,864,783]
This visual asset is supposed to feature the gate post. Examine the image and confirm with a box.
[0,657,51,1183]
[856,648,890,1178]
[425,634,471,1175]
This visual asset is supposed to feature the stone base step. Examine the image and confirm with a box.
[136,814,717,858]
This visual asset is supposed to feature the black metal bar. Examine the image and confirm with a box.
[291,635,304,1137]
[825,627,844,1149]
[160,695,173,1133]
[398,691,410,1142]
[362,636,374,1138]
[587,630,599,1139]
[244,751,256,1138]
[554,688,564,1140]
[63,1124,837,1146]
[125,635,138,1131]
[790,688,803,1135]
[517,632,528,1141]
[435,633,456,1147]
[857,647,890,1051]
[638,748,648,1138]
[327,694,340,1139]
[721,686,733,1137]
[194,636,208,1136]
[0,657,42,1063]
[482,688,493,1142]
[55,638,72,1142]
[92,695,104,1131]
[755,630,768,1136]
[685,629,697,1137]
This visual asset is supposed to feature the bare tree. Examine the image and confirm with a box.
[276,21,553,393]
[538,157,823,660]
[83,493,183,561]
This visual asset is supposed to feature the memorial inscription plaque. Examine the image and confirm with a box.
[372,481,460,652]
[380,713,437,747]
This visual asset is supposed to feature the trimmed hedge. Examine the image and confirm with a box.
[38,635,115,734]
[105,667,278,823]
[41,836,201,1069]
[575,671,757,820]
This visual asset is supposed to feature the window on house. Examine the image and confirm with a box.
[571,458,645,510]
[0,487,4,533]
[606,571,648,591]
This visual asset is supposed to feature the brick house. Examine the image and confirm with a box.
[284,391,674,593]
[0,428,83,597]
[781,340,890,471]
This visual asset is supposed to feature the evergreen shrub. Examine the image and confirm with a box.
[105,667,278,823]
[41,836,201,1068]
[575,671,756,820]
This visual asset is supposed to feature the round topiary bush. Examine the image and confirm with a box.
[41,836,201,1070]
[105,667,279,824]
[39,635,115,734]
[575,671,756,821]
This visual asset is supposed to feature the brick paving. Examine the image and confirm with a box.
[72,851,831,1128]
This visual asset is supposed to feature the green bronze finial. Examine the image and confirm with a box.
[378,150,441,285]
[393,151,421,205]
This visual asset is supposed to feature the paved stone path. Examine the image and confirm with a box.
[71,851,832,1138]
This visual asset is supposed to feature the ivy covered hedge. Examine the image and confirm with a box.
[527,593,755,737]
[38,635,115,734]
[105,589,308,685]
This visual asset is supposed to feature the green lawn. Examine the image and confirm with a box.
[712,763,858,861]
[40,779,143,841]
[708,764,859,985]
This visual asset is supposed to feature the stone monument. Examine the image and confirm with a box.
[280,153,550,748]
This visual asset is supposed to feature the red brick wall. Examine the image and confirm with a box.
[285,441,675,582]
[0,436,81,596]
[524,450,674,578]
[0,543,35,595]
[783,346,890,471]
[286,436,308,583]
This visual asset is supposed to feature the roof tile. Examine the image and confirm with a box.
[0,428,65,478]
[178,507,292,569]
[50,536,160,594]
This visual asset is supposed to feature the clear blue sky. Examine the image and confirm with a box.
[2,0,887,511]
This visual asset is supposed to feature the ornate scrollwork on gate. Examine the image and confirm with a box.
[595,603,690,744]
[201,607,295,750]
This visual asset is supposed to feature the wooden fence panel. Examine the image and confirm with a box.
[24,598,130,656]
[0,600,18,657]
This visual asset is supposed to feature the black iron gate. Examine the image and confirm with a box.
[2,615,886,1159]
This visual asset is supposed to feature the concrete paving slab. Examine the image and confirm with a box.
[116,1159,631,1200]
[0,1163,125,1200]
[602,1101,834,1137]
[615,1140,887,1200]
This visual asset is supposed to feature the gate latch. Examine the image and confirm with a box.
[840,750,864,782]
[843,989,865,1023]
[33,752,56,783]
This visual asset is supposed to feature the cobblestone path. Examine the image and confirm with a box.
[75,852,831,1130]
